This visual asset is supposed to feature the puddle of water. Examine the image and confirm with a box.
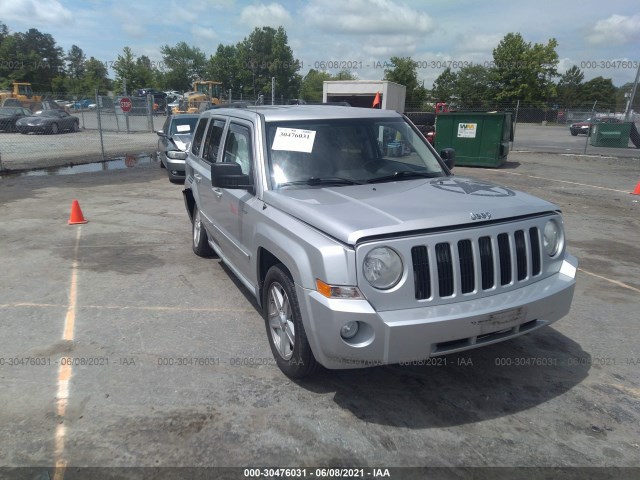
[0,155,158,178]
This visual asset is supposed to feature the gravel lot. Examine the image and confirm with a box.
[0,152,638,479]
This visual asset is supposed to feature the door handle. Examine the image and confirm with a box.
[213,188,223,198]
[194,173,202,182]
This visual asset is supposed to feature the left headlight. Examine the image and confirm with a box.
[166,150,187,160]
[543,219,563,256]
[363,247,403,290]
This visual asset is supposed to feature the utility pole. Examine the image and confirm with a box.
[624,61,640,121]
[271,77,275,105]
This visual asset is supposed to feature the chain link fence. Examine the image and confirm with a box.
[0,92,165,172]
[2,93,638,173]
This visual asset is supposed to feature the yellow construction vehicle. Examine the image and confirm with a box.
[0,82,44,110]
[172,80,222,114]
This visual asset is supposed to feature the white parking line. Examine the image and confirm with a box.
[578,268,640,294]
[53,226,82,480]
[480,169,631,194]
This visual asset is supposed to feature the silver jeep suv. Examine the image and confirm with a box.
[183,105,577,378]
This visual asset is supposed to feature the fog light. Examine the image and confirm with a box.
[340,321,359,339]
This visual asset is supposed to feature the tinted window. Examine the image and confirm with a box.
[191,118,208,155]
[222,124,253,177]
[202,119,225,163]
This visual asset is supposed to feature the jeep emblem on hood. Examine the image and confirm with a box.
[470,211,492,220]
[430,178,516,197]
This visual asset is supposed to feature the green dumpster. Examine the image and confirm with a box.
[590,122,632,148]
[434,112,512,167]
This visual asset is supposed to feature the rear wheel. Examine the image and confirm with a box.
[50,123,59,135]
[192,208,215,257]
[263,265,319,378]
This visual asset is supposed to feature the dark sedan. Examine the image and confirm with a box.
[156,114,199,183]
[0,106,32,132]
[15,110,80,134]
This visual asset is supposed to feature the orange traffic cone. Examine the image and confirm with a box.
[68,199,88,225]
[632,181,640,195]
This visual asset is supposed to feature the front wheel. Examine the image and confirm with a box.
[263,265,319,378]
[50,123,59,134]
[72,121,79,132]
[192,208,215,257]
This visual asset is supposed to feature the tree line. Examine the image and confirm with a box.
[1,22,636,111]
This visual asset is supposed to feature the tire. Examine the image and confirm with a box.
[191,208,215,257]
[72,121,79,132]
[50,123,59,135]
[262,265,319,378]
[570,131,578,136]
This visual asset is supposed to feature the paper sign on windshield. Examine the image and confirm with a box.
[176,124,191,132]
[272,127,316,153]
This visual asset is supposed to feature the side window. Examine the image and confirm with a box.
[222,124,253,178]
[191,118,208,156]
[161,117,170,134]
[201,119,225,163]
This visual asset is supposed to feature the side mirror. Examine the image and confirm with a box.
[440,148,456,170]
[155,130,166,137]
[211,162,253,190]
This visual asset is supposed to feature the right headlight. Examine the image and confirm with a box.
[543,219,563,256]
[363,247,403,290]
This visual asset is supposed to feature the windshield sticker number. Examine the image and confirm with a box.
[176,124,191,132]
[272,127,316,153]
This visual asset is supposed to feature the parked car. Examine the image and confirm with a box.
[0,106,32,132]
[156,114,200,183]
[136,88,167,112]
[183,105,578,378]
[67,99,93,110]
[569,116,622,136]
[15,110,80,134]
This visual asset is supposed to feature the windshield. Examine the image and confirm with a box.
[170,117,198,135]
[33,110,59,117]
[266,118,446,188]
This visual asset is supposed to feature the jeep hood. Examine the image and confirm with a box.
[263,176,559,245]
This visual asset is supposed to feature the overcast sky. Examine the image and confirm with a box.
[1,0,639,88]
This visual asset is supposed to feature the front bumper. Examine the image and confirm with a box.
[16,125,48,133]
[299,254,577,369]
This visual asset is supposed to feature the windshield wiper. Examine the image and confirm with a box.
[279,176,364,187]
[366,170,440,184]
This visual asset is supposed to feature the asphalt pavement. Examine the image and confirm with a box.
[0,152,638,478]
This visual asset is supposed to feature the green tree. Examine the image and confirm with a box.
[112,47,156,93]
[580,76,616,108]
[556,65,584,108]
[383,56,427,107]
[299,69,333,101]
[160,41,207,91]
[455,64,493,108]
[0,27,64,92]
[236,26,302,100]
[82,57,111,94]
[207,43,242,95]
[66,45,85,79]
[431,67,458,103]
[492,32,559,105]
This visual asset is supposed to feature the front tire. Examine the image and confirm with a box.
[50,123,59,135]
[72,121,79,132]
[192,208,214,257]
[263,265,319,378]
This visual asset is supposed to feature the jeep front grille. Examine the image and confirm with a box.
[411,227,542,300]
